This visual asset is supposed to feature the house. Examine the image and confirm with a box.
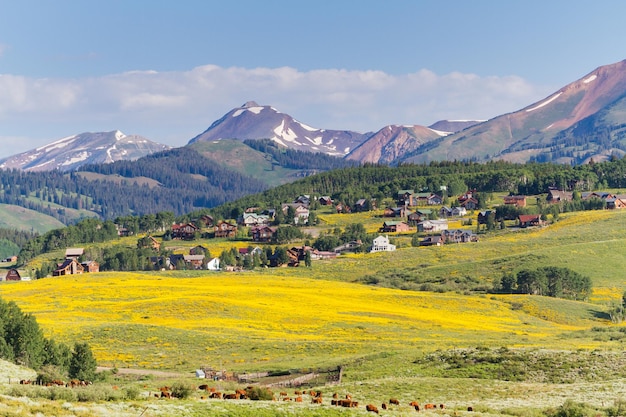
[503,195,527,207]
[190,245,208,256]
[452,207,468,217]
[606,197,626,209]
[293,195,311,207]
[214,221,237,238]
[53,258,85,276]
[581,192,614,200]
[353,198,369,212]
[250,225,277,242]
[2,255,17,263]
[184,254,206,269]
[65,248,84,260]
[417,220,448,233]
[171,223,200,240]
[333,240,363,253]
[200,215,214,228]
[239,212,271,227]
[397,190,416,206]
[419,236,444,247]
[408,209,432,225]
[439,206,453,218]
[459,197,479,210]
[238,246,263,257]
[318,196,333,206]
[379,221,411,233]
[547,188,573,203]
[207,257,220,271]
[427,193,444,205]
[144,236,161,251]
[4,268,21,281]
[477,210,495,225]
[116,225,131,237]
[518,214,543,228]
[442,229,479,244]
[415,192,443,206]
[281,203,310,224]
[383,207,409,218]
[81,260,100,273]
[370,235,396,252]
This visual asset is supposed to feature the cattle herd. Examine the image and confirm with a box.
[182,384,473,414]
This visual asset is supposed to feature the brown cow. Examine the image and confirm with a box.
[210,392,222,399]
[160,391,171,399]
[389,398,400,405]
[312,396,323,404]
[468,406,474,412]
[440,404,445,409]
[294,390,302,395]
[198,384,209,391]
[415,404,421,411]
[366,404,379,414]
[295,396,303,402]
[223,393,240,400]
[424,403,436,409]
[381,403,387,410]
[410,401,420,407]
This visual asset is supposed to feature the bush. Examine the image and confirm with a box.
[170,381,194,399]
[124,385,142,400]
[49,386,77,401]
[36,365,67,386]
[246,386,274,400]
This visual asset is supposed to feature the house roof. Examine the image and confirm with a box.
[518,214,541,222]
[65,248,84,257]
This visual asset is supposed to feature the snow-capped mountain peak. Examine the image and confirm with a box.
[0,131,170,172]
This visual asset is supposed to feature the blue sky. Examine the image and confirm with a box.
[1,0,626,157]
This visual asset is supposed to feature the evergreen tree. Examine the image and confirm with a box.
[69,342,97,381]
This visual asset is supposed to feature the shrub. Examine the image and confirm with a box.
[49,386,77,402]
[246,386,274,401]
[124,385,142,400]
[170,381,194,399]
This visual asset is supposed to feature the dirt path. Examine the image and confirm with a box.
[97,366,188,378]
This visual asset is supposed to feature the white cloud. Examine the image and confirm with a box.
[0,65,554,158]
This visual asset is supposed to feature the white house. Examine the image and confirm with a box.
[370,235,396,253]
[206,257,220,271]
[417,219,449,233]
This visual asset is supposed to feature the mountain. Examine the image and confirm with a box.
[0,130,170,172]
[400,59,626,165]
[345,125,444,164]
[428,120,483,133]
[188,101,371,156]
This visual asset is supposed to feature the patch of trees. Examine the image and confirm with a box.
[0,296,96,380]
[243,139,359,171]
[495,266,592,301]
[201,157,626,221]
[312,223,370,252]
[19,218,119,264]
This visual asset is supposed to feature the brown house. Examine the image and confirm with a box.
[503,195,527,207]
[53,258,84,276]
[81,260,100,273]
[214,221,237,238]
[518,214,543,228]
[547,189,573,203]
[251,225,277,242]
[171,223,200,240]
[379,221,411,233]
[4,268,21,281]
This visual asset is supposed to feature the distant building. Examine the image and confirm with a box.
[4,268,21,281]
[370,235,396,253]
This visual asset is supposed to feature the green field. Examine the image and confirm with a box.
[2,208,626,416]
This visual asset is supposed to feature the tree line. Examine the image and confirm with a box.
[0,296,96,381]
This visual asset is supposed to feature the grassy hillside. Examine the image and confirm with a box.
[3,208,626,416]
[0,203,66,234]
[189,140,325,187]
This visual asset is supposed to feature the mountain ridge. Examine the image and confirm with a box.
[0,130,170,172]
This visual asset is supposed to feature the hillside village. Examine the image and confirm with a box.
[4,185,625,281]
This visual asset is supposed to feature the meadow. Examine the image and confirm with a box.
[3,208,626,416]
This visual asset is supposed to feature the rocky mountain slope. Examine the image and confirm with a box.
[188,101,371,156]
[0,131,170,172]
[400,59,626,165]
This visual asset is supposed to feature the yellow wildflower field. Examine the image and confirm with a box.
[0,271,603,372]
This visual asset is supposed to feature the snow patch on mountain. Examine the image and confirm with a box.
[526,92,563,112]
